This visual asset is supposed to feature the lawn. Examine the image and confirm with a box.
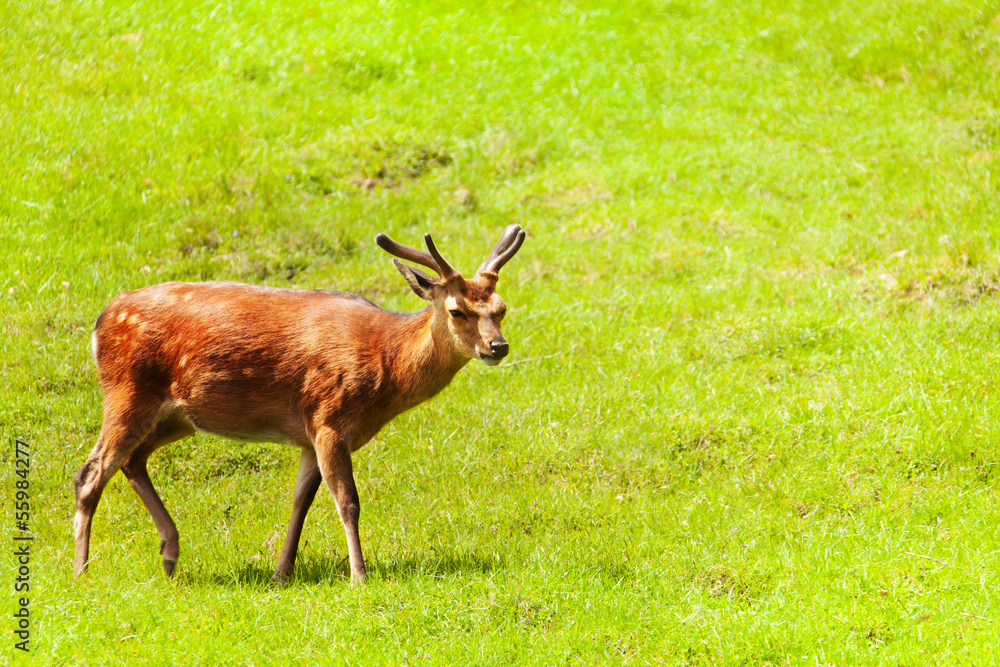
[3,0,1000,663]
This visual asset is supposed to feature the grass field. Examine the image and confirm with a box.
[4,0,1000,663]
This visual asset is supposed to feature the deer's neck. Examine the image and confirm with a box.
[385,307,470,407]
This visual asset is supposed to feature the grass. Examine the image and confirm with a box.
[3,0,1000,663]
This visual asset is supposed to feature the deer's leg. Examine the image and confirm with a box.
[74,393,162,577]
[119,416,194,577]
[273,446,323,584]
[314,427,366,585]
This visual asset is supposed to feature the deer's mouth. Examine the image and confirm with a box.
[479,352,503,366]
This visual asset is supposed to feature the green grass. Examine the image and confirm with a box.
[4,0,1000,663]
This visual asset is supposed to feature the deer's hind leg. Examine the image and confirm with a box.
[119,412,194,576]
[74,390,166,577]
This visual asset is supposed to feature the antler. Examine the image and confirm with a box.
[375,232,460,281]
[478,224,526,277]
[421,234,459,280]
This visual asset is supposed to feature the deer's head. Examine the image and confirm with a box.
[375,225,526,365]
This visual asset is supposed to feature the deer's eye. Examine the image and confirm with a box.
[449,309,467,320]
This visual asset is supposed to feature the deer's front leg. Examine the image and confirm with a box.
[273,446,323,584]
[313,427,366,585]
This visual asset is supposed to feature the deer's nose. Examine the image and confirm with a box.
[490,340,509,359]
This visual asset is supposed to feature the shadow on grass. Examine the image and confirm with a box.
[189,550,505,588]
[296,550,506,584]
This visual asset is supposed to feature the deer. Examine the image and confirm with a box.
[73,224,526,585]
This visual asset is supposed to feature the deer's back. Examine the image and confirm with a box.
[92,281,397,445]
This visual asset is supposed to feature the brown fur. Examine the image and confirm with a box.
[73,229,523,584]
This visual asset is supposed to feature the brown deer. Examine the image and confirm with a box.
[73,225,526,585]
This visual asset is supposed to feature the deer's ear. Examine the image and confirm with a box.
[392,258,436,301]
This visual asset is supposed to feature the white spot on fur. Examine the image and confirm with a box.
[445,296,459,310]
[127,313,141,326]
[179,354,188,368]
[116,311,128,323]
[76,479,98,500]
[91,330,99,361]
